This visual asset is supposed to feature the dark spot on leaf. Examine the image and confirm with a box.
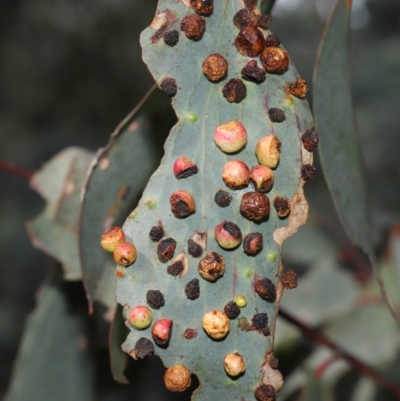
[252,313,268,329]
[146,290,165,309]
[268,108,286,123]
[170,190,196,218]
[185,278,200,300]
[269,357,279,369]
[149,224,164,242]
[187,239,203,258]
[254,277,276,301]
[301,129,319,151]
[184,328,198,339]
[258,14,272,29]
[223,222,242,241]
[214,189,232,207]
[262,326,271,336]
[273,196,291,218]
[241,60,266,83]
[265,34,280,47]
[262,326,271,337]
[255,384,276,401]
[222,78,247,103]
[301,164,317,180]
[243,232,263,255]
[157,238,177,263]
[160,78,177,97]
[133,338,154,359]
[151,10,177,43]
[224,301,240,319]
[164,30,179,46]
[167,261,184,277]
[280,269,298,289]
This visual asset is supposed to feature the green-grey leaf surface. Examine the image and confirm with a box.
[4,269,94,401]
[26,147,94,280]
[117,1,314,400]
[79,86,176,311]
[313,0,374,260]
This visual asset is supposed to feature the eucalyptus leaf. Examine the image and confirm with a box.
[4,269,94,401]
[116,1,315,399]
[26,147,94,280]
[313,0,399,323]
[313,0,374,264]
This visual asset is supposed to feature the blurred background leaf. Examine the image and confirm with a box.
[26,147,94,280]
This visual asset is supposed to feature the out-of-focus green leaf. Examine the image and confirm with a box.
[4,268,94,401]
[109,304,129,384]
[275,257,359,349]
[282,220,338,266]
[26,147,94,280]
[313,0,400,322]
[313,0,374,260]
[116,1,315,399]
[79,86,176,312]
[350,377,377,401]
[325,303,400,366]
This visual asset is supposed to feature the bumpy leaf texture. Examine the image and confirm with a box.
[116,1,314,399]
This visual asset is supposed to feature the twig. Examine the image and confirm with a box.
[0,161,34,180]
[279,308,400,399]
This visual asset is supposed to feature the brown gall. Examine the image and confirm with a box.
[180,14,206,40]
[273,196,291,218]
[289,78,308,98]
[222,78,247,103]
[190,0,213,16]
[235,26,265,57]
[169,190,196,218]
[260,47,289,74]
[202,53,228,82]
[243,232,263,255]
[240,192,270,222]
[198,251,225,281]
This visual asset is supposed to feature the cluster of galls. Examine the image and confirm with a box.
[101,227,137,267]
[213,119,289,220]
[159,0,215,98]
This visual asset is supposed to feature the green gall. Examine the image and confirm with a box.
[235,295,247,308]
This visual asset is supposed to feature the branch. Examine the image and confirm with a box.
[0,161,34,180]
[279,308,400,399]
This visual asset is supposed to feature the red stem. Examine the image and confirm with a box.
[0,161,34,180]
[279,308,400,399]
